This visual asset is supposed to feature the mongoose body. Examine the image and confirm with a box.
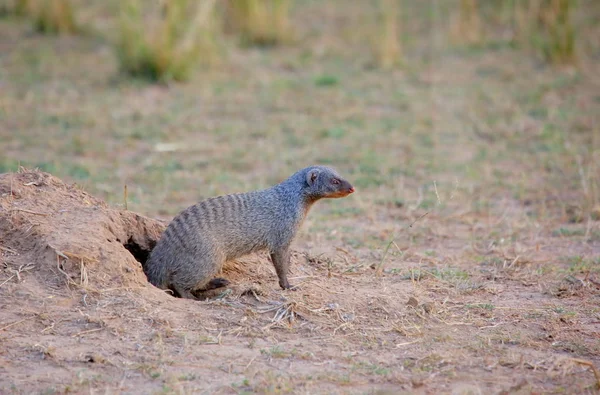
[144,165,354,299]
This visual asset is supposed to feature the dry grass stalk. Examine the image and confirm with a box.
[257,300,300,329]
[0,317,34,332]
[376,0,402,69]
[11,263,35,283]
[14,0,28,14]
[0,275,16,288]
[10,208,49,216]
[79,260,88,287]
[570,358,600,389]
[123,184,128,211]
[514,0,538,48]
[0,245,18,254]
[50,244,97,290]
[573,150,599,223]
[451,0,482,45]
[375,211,427,275]
[0,0,30,16]
[225,0,292,47]
[29,0,78,35]
[116,0,219,82]
[537,0,576,64]
[513,0,576,64]
[72,327,103,337]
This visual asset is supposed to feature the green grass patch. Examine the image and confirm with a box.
[0,159,22,173]
[562,256,600,274]
[352,361,391,376]
[115,0,219,82]
[320,127,346,139]
[430,267,470,281]
[314,74,339,87]
[466,303,495,311]
[260,345,288,359]
[66,163,90,180]
[34,161,58,174]
[553,227,585,237]
[326,206,364,218]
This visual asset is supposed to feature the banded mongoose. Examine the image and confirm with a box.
[144,165,355,299]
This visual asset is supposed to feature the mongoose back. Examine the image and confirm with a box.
[144,165,355,299]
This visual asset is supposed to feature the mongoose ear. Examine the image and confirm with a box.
[306,169,320,186]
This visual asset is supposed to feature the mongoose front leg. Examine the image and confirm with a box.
[271,248,291,289]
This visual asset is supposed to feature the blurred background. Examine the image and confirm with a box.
[0,0,598,248]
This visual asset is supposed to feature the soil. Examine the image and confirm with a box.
[1,169,599,394]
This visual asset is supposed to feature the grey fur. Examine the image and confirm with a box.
[144,165,354,299]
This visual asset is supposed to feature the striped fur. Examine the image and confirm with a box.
[144,165,354,299]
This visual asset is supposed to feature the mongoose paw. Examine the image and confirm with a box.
[207,277,230,290]
[280,283,299,291]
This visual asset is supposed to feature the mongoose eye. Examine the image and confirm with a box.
[332,179,340,185]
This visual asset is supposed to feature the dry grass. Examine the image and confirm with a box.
[538,0,577,63]
[28,0,77,34]
[0,0,28,16]
[224,0,292,47]
[444,0,578,65]
[375,0,402,69]
[115,0,219,82]
[513,0,577,64]
[451,0,482,45]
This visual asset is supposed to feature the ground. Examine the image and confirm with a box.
[1,1,600,394]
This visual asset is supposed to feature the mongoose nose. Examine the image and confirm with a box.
[348,186,355,194]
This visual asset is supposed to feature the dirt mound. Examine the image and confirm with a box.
[0,169,165,293]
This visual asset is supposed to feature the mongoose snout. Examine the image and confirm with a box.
[327,183,355,198]
[143,165,354,300]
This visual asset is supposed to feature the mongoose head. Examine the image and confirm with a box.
[303,166,355,200]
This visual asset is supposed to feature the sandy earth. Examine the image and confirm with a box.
[1,169,599,394]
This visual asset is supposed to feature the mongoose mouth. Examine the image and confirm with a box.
[328,186,355,198]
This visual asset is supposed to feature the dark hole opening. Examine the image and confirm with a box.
[123,236,156,267]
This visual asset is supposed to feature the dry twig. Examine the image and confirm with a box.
[0,317,34,332]
[570,358,600,389]
[10,208,49,216]
[0,275,16,288]
[72,327,103,337]
[0,245,18,254]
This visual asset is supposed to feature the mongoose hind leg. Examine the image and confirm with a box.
[200,277,230,291]
[172,284,199,300]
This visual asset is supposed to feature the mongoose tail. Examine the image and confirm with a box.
[144,165,354,299]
